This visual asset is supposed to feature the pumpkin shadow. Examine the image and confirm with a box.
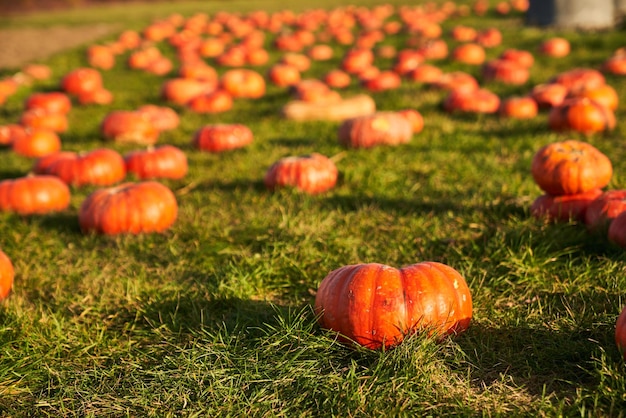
[267,136,317,148]
[34,211,81,234]
[0,168,27,180]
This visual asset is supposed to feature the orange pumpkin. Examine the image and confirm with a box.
[548,97,616,134]
[531,189,603,222]
[432,71,479,94]
[124,145,188,180]
[314,262,473,350]
[161,78,216,105]
[19,109,68,133]
[0,175,70,215]
[341,48,375,74]
[584,190,626,233]
[24,92,72,115]
[451,43,486,65]
[0,249,14,301]
[408,64,443,84]
[398,109,425,134]
[61,67,103,96]
[100,110,160,145]
[11,128,61,158]
[443,88,500,114]
[33,148,126,187]
[475,28,502,48]
[338,112,413,149]
[551,68,605,92]
[481,59,530,85]
[531,140,613,195]
[267,63,301,87]
[79,181,178,235]
[499,48,534,68]
[567,84,619,111]
[136,105,180,132]
[499,96,538,119]
[264,153,338,194]
[530,83,568,109]
[323,69,352,89]
[0,124,26,146]
[220,69,266,99]
[192,124,254,153]
[362,70,401,92]
[77,87,114,105]
[539,37,570,58]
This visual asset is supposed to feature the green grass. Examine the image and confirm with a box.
[2,0,626,415]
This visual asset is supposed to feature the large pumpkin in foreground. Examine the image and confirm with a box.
[79,181,177,235]
[314,262,473,350]
[0,249,14,300]
[531,140,613,196]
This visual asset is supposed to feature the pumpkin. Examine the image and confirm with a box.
[0,175,70,215]
[22,64,52,81]
[451,43,486,65]
[432,71,479,94]
[100,110,160,145]
[603,54,626,76]
[362,71,401,92]
[292,79,341,103]
[415,39,449,60]
[616,306,626,359]
[161,78,216,105]
[267,63,301,87]
[398,109,424,134]
[584,190,626,233]
[61,67,103,96]
[443,88,500,114]
[499,48,534,68]
[0,124,27,146]
[220,69,266,99]
[530,83,568,108]
[264,153,338,194]
[280,53,311,72]
[608,211,626,249]
[392,50,424,75]
[12,128,61,158]
[314,262,473,350]
[79,181,178,235]
[551,68,605,92]
[19,109,68,133]
[531,140,613,195]
[87,45,116,70]
[338,112,413,149]
[481,59,530,85]
[124,145,188,180]
[77,87,114,105]
[548,97,616,134]
[0,249,14,300]
[24,92,72,115]
[192,124,253,153]
[33,148,126,187]
[539,37,570,58]
[307,44,334,61]
[531,189,602,222]
[323,69,352,89]
[567,84,619,111]
[499,96,538,119]
[188,89,234,114]
[178,61,218,81]
[136,105,180,132]
[450,25,477,42]
[341,48,375,74]
[408,64,443,84]
[476,28,502,48]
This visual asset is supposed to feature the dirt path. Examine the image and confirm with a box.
[0,23,120,70]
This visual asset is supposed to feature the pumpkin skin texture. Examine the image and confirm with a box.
[12,128,61,158]
[264,153,338,194]
[338,112,413,149]
[192,124,253,153]
[531,140,613,196]
[0,175,70,215]
[0,249,14,300]
[584,190,626,233]
[79,181,178,235]
[124,145,188,180]
[616,306,626,360]
[548,97,616,134]
[33,148,126,187]
[314,262,473,350]
[530,189,602,222]
[220,69,266,99]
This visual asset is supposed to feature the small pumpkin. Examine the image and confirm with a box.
[220,69,266,99]
[475,28,502,48]
[539,37,570,58]
[530,83,568,109]
[548,97,616,134]
[323,70,352,89]
[0,124,26,146]
[136,105,180,132]
[341,48,375,74]
[187,89,234,114]
[443,88,500,114]
[33,148,126,187]
[192,124,254,153]
[531,140,613,195]
[551,68,605,92]
[451,43,486,65]
[0,249,14,300]
[124,145,188,180]
[584,190,626,233]
[499,96,538,119]
[530,189,602,222]
[361,70,401,92]
[499,48,534,68]
[79,181,178,235]
[161,78,216,105]
[481,59,530,85]
[267,63,301,87]
[314,262,473,350]
[19,109,68,133]
[24,92,72,115]
[0,175,70,215]
[432,71,479,94]
[264,153,338,194]
[77,87,114,105]
[338,112,413,149]
[61,67,103,96]
[100,110,160,145]
[12,128,61,158]
[407,64,443,84]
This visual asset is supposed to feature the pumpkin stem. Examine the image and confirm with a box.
[330,151,347,162]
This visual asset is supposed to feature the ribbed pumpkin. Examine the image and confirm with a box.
[338,112,413,149]
[584,190,626,233]
[192,124,253,153]
[24,92,72,115]
[0,249,14,300]
[314,262,473,350]
[548,97,616,134]
[530,189,602,222]
[531,140,612,196]
[33,148,126,187]
[443,88,500,114]
[11,128,61,158]
[499,96,538,119]
[101,110,160,145]
[124,145,188,180]
[264,153,338,194]
[79,181,178,235]
[0,175,70,215]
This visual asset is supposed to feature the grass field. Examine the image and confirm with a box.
[1,0,626,415]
